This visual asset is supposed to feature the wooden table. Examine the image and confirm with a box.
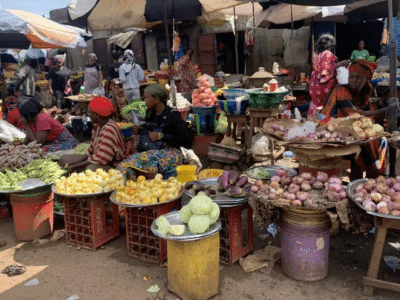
[363,216,400,296]
[226,115,249,148]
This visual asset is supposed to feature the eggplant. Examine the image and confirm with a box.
[217,176,225,191]
[243,184,251,196]
[227,186,243,198]
[184,181,195,190]
[192,181,205,192]
[236,175,248,188]
[207,188,217,196]
[221,171,230,189]
[228,171,239,186]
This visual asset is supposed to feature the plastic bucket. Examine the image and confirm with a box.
[177,165,197,183]
[280,208,331,281]
[193,113,216,136]
[10,192,54,241]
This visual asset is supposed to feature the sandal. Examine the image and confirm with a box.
[1,265,27,277]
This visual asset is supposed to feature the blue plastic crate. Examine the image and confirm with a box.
[218,99,249,115]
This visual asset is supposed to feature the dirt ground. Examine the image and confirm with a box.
[1,215,400,300]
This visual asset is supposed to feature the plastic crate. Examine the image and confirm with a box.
[219,203,254,265]
[125,198,181,264]
[62,195,119,250]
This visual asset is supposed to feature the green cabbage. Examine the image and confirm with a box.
[189,195,213,215]
[169,225,185,236]
[179,204,193,223]
[188,215,211,234]
[155,216,170,235]
[209,202,220,225]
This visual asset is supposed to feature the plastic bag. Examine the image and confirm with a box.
[251,134,270,156]
[215,113,228,135]
[336,66,349,85]
[180,147,202,174]
[92,87,105,97]
[0,120,26,143]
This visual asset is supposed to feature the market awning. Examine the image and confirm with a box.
[107,31,140,49]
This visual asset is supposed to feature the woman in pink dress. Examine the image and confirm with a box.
[309,34,350,118]
[179,49,197,93]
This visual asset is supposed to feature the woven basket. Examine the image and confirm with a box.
[247,88,289,108]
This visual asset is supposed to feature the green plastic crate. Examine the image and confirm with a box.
[247,88,289,108]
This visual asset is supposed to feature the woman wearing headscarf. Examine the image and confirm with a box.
[48,57,72,109]
[84,53,103,94]
[59,97,126,174]
[118,84,192,180]
[319,59,387,179]
[309,34,350,118]
[119,49,144,103]
[18,96,79,153]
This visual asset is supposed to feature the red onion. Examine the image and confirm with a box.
[278,125,285,132]
[276,188,284,196]
[260,184,269,192]
[275,168,288,177]
[367,179,377,185]
[291,200,302,206]
[255,179,263,187]
[270,181,280,190]
[327,191,341,202]
[378,206,390,215]
[363,182,375,192]
[309,176,316,185]
[396,176,400,182]
[251,186,259,193]
[362,200,376,212]
[377,201,388,210]
[301,173,312,180]
[393,202,400,210]
[281,177,292,185]
[301,182,312,192]
[387,178,397,187]
[391,210,400,217]
[316,172,328,183]
[355,184,364,193]
[288,184,300,194]
[272,124,280,130]
[354,195,363,203]
[328,183,342,193]
[296,191,309,201]
[292,176,304,185]
[393,183,400,192]
[376,183,389,194]
[285,193,296,201]
[267,128,275,134]
[387,188,396,197]
[268,193,277,200]
[303,200,313,207]
[381,194,392,203]
[339,190,347,199]
[307,133,316,140]
[328,177,342,185]
[376,175,387,184]
[312,181,324,190]
[392,193,400,202]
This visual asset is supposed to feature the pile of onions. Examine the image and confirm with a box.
[250,170,347,207]
[353,176,400,216]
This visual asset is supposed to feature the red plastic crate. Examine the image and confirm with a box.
[220,203,254,265]
[61,195,119,250]
[125,199,181,264]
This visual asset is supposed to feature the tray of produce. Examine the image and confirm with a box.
[0,141,46,172]
[347,176,400,220]
[246,166,297,180]
[250,171,348,210]
[109,174,183,206]
[0,159,66,193]
[151,195,221,241]
[52,169,124,198]
[184,171,250,206]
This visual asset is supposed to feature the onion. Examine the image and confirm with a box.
[328,183,342,193]
[354,195,363,203]
[276,188,284,196]
[285,193,296,201]
[309,176,316,185]
[396,176,400,182]
[392,192,400,202]
[378,207,390,215]
[367,179,377,185]
[251,186,259,193]
[292,176,304,185]
[312,181,324,190]
[275,168,288,177]
[362,200,376,212]
[393,202,400,210]
[316,132,322,138]
[370,192,382,202]
[270,181,280,190]
[278,125,285,132]
[388,188,396,197]
[288,184,300,194]
[281,177,292,185]
[355,185,364,193]
[328,177,342,185]
[393,183,400,192]
[271,176,281,183]
[267,128,275,135]
[291,200,302,206]
[363,182,375,192]
[376,175,386,184]
[331,132,338,139]
[377,201,388,210]
[339,190,347,199]
[296,192,309,201]
[327,191,341,202]
[381,194,392,203]
[316,172,328,183]
[301,173,312,180]
[387,178,397,187]
[268,193,277,200]
[303,200,313,207]
[301,182,312,192]
[272,124,280,130]
[376,183,389,194]
[260,184,269,192]
[255,179,264,187]
[391,210,400,217]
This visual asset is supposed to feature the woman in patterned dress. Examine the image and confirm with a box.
[179,49,197,93]
[309,34,350,118]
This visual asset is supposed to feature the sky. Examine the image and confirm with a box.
[0,0,71,18]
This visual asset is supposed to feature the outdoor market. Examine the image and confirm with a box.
[2,0,400,299]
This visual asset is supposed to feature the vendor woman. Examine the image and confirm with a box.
[118,84,192,179]
[18,96,79,152]
[318,59,387,178]
[59,97,126,174]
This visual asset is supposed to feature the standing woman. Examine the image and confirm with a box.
[179,49,197,93]
[84,53,103,94]
[48,57,72,109]
[309,34,350,118]
[119,50,144,103]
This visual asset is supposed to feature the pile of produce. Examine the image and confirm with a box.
[167,93,191,110]
[353,176,400,216]
[350,113,384,139]
[54,169,124,195]
[113,174,182,205]
[121,99,147,119]
[184,171,250,198]
[250,170,347,208]
[73,143,90,155]
[154,194,220,236]
[192,76,217,107]
[117,122,134,129]
[0,142,46,172]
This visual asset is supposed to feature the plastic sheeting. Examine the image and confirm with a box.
[108,31,139,49]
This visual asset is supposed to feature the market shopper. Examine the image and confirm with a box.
[59,97,126,174]
[15,58,36,99]
[48,57,72,109]
[179,48,197,93]
[84,53,103,94]
[18,96,78,152]
[350,40,370,61]
[106,50,122,91]
[319,59,387,178]
[118,84,192,179]
[119,49,144,103]
[214,71,228,89]
[309,34,350,118]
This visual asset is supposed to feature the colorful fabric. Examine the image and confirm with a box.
[87,120,126,165]
[42,128,79,153]
[318,85,373,123]
[118,147,183,180]
[6,108,23,129]
[179,55,196,93]
[309,50,338,117]
[29,113,65,142]
[349,59,378,80]
[145,84,169,103]
[89,97,116,117]
[350,49,370,61]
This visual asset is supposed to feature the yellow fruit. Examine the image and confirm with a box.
[155,174,163,181]
[137,176,146,183]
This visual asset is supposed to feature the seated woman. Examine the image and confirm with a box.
[5,97,23,130]
[18,96,79,152]
[118,84,192,179]
[318,59,387,179]
[59,97,126,174]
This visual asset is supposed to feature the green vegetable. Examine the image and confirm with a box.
[73,143,90,155]
[179,204,193,223]
[155,216,170,235]
[209,203,220,225]
[189,195,213,215]
[188,215,211,234]
[121,99,147,119]
[169,225,185,236]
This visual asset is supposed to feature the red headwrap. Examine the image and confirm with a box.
[349,59,378,80]
[89,97,116,118]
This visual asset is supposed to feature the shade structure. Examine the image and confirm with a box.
[108,31,141,49]
[0,49,19,63]
[275,0,364,5]
[0,9,86,49]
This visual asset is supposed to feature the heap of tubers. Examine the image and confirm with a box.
[0,142,46,172]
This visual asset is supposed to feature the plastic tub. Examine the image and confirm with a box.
[218,99,249,115]
[120,127,133,138]
[177,165,197,183]
[10,192,54,241]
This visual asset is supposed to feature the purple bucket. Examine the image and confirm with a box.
[280,209,331,281]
